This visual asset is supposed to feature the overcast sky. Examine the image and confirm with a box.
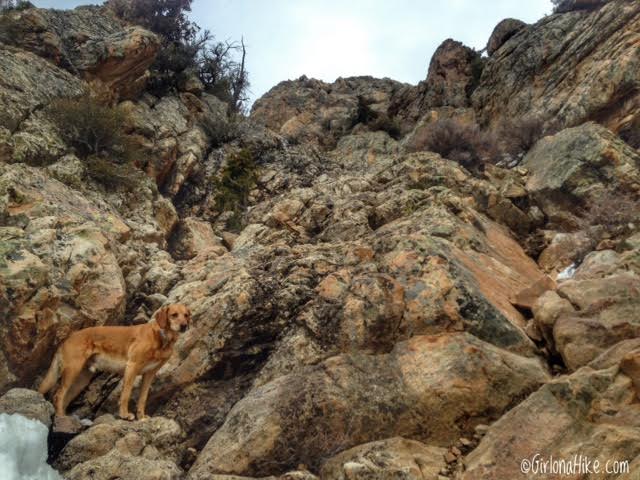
[35,1,552,106]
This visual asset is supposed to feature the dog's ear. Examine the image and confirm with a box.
[155,306,169,329]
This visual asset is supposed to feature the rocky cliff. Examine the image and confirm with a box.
[0,1,639,479]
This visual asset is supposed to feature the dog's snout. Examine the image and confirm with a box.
[180,324,188,332]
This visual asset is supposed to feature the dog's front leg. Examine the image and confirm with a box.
[136,368,161,421]
[119,362,141,421]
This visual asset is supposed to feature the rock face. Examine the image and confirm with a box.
[422,39,480,109]
[523,122,640,229]
[473,0,640,133]
[1,0,639,478]
[0,44,84,143]
[122,93,227,195]
[0,6,160,99]
[0,163,127,389]
[462,340,640,480]
[486,18,527,56]
[251,76,405,148]
[188,333,548,478]
[554,0,612,13]
[388,38,481,129]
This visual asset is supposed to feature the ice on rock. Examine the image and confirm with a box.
[0,413,61,480]
[556,263,577,281]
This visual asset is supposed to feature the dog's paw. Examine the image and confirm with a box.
[119,412,135,421]
[137,414,150,421]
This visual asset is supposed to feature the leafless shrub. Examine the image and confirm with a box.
[408,118,499,172]
[499,114,558,156]
[580,190,640,242]
[47,95,132,160]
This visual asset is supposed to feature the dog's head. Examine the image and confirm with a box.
[155,304,191,333]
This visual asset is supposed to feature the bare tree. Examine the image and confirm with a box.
[197,35,250,113]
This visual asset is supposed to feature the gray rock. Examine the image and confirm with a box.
[473,0,640,133]
[523,123,640,229]
[0,388,54,428]
[486,18,527,56]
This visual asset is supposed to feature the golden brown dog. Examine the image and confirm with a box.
[39,304,191,420]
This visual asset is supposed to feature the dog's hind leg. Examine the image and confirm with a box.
[38,350,62,396]
[63,367,94,412]
[54,352,87,417]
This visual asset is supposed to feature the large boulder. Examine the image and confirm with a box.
[533,246,640,371]
[187,333,548,478]
[57,415,184,479]
[0,388,54,428]
[169,217,225,260]
[462,340,640,480]
[486,18,527,56]
[77,26,160,98]
[523,123,640,229]
[473,0,640,133]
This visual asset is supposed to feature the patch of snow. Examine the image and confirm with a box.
[79,417,93,427]
[0,413,61,480]
[557,263,577,281]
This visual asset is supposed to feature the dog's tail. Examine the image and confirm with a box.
[38,349,62,396]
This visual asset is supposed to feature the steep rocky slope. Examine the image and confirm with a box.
[0,1,639,479]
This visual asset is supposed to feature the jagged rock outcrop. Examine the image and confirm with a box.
[473,0,640,132]
[0,6,160,99]
[250,76,405,148]
[388,38,481,129]
[122,93,228,195]
[420,39,480,109]
[486,18,526,56]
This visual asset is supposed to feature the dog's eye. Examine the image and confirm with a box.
[171,313,178,317]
